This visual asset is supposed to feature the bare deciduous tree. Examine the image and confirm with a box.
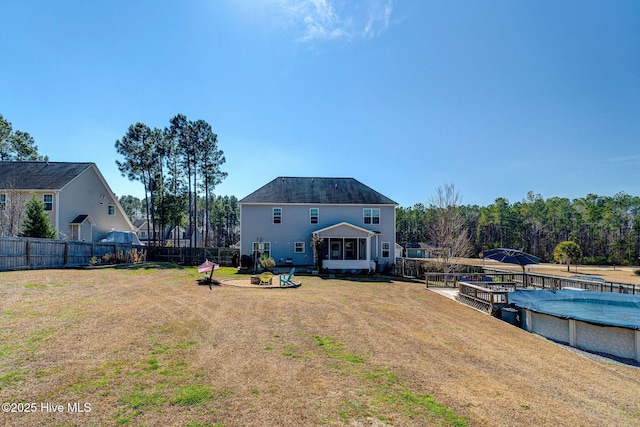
[0,185,28,236]
[428,183,472,273]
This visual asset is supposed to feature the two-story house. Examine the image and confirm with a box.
[239,177,398,273]
[0,161,135,241]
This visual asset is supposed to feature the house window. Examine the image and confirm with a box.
[253,242,271,258]
[294,242,305,253]
[323,238,368,260]
[363,208,380,225]
[382,242,390,258]
[273,207,282,224]
[107,205,116,216]
[0,194,5,210]
[43,194,53,211]
[310,208,319,224]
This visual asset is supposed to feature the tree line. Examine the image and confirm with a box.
[3,111,639,262]
[119,194,240,248]
[397,191,640,265]
[0,114,46,161]
[115,114,227,247]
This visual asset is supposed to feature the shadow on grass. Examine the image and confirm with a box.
[317,274,426,284]
[319,274,393,283]
[116,262,188,270]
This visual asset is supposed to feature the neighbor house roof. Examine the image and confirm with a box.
[239,177,397,205]
[0,161,93,190]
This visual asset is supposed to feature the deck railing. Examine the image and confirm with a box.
[425,272,523,288]
[456,281,515,314]
[426,268,640,296]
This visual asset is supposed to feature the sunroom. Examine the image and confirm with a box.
[312,222,378,271]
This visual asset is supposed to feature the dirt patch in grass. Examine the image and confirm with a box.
[1,266,639,426]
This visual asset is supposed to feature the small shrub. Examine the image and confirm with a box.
[260,255,275,270]
[634,269,640,276]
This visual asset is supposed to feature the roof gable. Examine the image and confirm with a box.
[0,161,93,190]
[312,222,378,236]
[239,177,397,205]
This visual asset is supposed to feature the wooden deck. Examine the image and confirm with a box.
[455,281,515,315]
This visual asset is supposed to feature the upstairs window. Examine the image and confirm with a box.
[273,207,282,224]
[0,194,5,210]
[43,194,53,211]
[107,205,116,216]
[310,208,319,224]
[363,208,380,225]
[294,242,305,253]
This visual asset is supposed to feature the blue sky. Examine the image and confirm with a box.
[2,1,639,207]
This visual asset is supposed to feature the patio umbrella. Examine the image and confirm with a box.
[479,248,540,273]
[197,259,220,290]
[198,259,220,274]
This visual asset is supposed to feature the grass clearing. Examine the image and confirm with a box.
[0,265,639,426]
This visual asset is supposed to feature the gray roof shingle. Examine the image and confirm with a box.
[239,177,397,205]
[0,161,93,190]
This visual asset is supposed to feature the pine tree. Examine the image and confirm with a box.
[20,195,57,239]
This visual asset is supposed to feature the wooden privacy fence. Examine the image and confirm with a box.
[0,237,146,271]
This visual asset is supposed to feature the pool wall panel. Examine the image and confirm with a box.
[529,311,570,344]
[521,309,640,362]
[575,322,635,360]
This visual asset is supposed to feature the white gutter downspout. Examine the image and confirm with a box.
[54,191,61,239]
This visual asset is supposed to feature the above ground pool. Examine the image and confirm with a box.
[509,290,640,330]
[508,290,640,363]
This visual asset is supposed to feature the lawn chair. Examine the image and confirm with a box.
[259,271,273,286]
[279,268,301,288]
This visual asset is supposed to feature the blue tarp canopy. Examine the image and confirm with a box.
[509,290,640,330]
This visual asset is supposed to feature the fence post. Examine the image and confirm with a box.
[26,238,31,269]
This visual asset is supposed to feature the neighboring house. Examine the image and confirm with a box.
[239,177,398,272]
[133,218,161,244]
[133,219,201,247]
[0,161,135,241]
[405,242,435,258]
[165,224,202,247]
[395,243,404,259]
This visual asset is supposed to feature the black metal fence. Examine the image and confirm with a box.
[425,269,640,296]
[145,246,239,267]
